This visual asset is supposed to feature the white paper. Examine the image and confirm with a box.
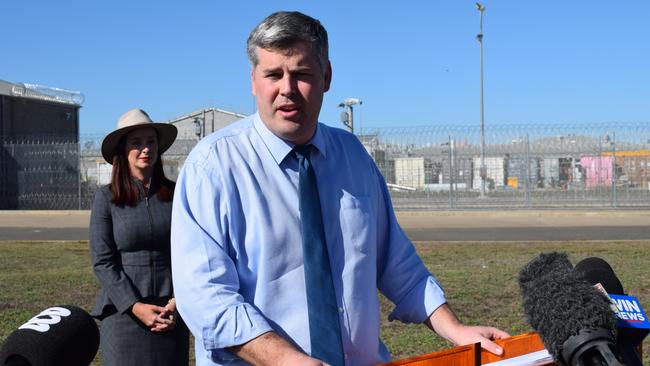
[483,349,554,366]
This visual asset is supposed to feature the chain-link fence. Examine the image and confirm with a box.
[1,136,81,209]
[3,123,649,210]
[362,122,650,209]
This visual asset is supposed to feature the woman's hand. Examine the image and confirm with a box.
[164,297,176,313]
[131,301,175,332]
[151,298,178,332]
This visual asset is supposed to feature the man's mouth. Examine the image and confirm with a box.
[276,104,300,118]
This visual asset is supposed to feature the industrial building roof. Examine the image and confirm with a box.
[0,79,84,106]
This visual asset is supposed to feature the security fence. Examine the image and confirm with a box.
[1,136,80,209]
[362,122,650,209]
[2,123,650,210]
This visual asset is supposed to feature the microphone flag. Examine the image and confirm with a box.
[609,294,650,330]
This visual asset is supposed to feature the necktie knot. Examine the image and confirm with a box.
[294,144,312,161]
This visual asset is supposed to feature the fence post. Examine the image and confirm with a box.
[598,136,602,202]
[525,134,531,207]
[612,132,617,207]
[448,136,454,209]
[78,141,82,210]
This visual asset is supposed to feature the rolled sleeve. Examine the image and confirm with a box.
[202,304,274,362]
[171,157,272,360]
[388,276,446,323]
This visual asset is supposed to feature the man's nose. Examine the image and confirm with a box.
[279,75,296,96]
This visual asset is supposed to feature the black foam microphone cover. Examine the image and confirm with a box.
[519,252,622,365]
[3,355,30,366]
[0,305,99,366]
[574,257,625,295]
[575,257,646,366]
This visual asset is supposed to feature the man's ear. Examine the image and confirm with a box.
[250,67,257,96]
[323,60,332,92]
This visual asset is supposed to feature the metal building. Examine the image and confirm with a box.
[0,80,82,209]
[161,108,246,180]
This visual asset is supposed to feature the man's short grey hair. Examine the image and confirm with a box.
[247,11,329,69]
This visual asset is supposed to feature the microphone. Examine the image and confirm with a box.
[519,252,626,366]
[575,257,649,366]
[574,257,624,294]
[0,305,99,366]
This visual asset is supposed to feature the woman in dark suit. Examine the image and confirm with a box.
[90,108,189,365]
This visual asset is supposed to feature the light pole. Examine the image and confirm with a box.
[476,2,487,197]
[338,98,362,134]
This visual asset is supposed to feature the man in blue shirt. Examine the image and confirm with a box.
[171,11,509,366]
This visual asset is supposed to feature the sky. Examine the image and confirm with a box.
[3,1,649,136]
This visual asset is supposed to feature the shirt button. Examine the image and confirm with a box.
[338,307,344,313]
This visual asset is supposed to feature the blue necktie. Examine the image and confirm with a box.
[294,145,345,366]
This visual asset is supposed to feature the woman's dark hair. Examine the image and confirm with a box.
[109,133,174,206]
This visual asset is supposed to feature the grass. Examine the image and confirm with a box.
[382,240,650,363]
[1,240,650,364]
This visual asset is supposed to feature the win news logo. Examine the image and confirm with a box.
[609,294,650,329]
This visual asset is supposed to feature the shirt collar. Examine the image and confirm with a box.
[253,112,327,165]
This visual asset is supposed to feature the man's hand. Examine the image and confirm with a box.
[441,324,510,355]
[424,303,510,355]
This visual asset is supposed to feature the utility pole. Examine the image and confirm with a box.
[338,98,362,134]
[476,2,487,197]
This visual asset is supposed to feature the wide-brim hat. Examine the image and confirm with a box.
[101,108,178,164]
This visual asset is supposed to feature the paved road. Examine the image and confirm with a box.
[406,226,650,241]
[0,210,648,241]
[1,225,649,241]
[0,227,90,241]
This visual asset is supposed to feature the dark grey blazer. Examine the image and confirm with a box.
[89,180,175,319]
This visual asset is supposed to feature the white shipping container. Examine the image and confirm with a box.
[542,158,560,188]
[394,157,425,190]
[472,157,506,190]
[83,159,113,185]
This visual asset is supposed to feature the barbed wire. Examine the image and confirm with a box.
[2,122,650,209]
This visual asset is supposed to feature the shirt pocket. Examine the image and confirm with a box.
[339,192,375,255]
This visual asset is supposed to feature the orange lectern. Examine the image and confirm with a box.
[480,332,554,365]
[381,332,556,366]
[379,343,480,366]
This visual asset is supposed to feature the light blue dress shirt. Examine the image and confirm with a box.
[171,113,447,366]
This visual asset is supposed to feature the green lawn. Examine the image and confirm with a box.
[1,240,649,364]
